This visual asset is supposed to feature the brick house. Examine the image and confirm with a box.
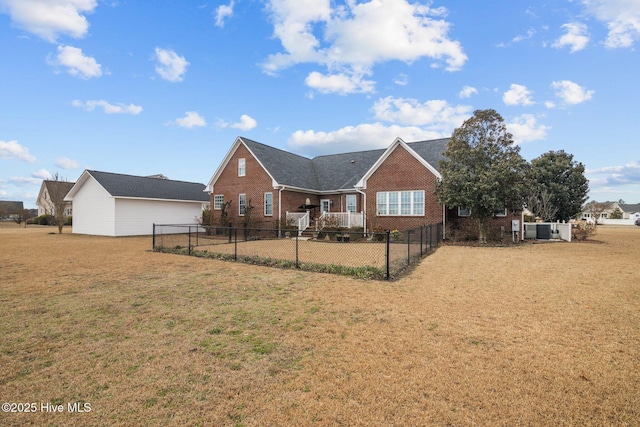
[206,136,522,236]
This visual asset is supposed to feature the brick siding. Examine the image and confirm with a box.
[364,144,442,230]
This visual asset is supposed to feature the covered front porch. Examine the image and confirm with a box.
[286,211,365,235]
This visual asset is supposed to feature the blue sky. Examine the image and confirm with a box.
[1,0,639,209]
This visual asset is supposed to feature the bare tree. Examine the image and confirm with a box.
[47,172,71,234]
[527,189,558,222]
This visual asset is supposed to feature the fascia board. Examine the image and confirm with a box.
[206,137,280,193]
[63,170,91,201]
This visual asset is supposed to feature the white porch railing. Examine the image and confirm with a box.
[285,212,310,235]
[317,212,364,229]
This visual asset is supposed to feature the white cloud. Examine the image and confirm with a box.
[551,80,594,105]
[288,122,443,156]
[9,176,42,185]
[0,0,97,42]
[170,111,207,129]
[0,140,37,163]
[512,28,536,43]
[305,71,375,95]
[48,45,102,79]
[393,73,408,86]
[32,168,52,180]
[55,157,80,169]
[503,84,534,106]
[263,0,467,94]
[552,22,590,52]
[587,161,640,186]
[580,0,640,48]
[372,96,472,133]
[231,114,257,131]
[72,99,142,114]
[217,114,258,131]
[458,85,478,99]
[154,47,189,82]
[507,114,549,144]
[214,0,234,27]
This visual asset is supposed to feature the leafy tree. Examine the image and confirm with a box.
[528,150,589,222]
[437,109,529,243]
[610,207,623,219]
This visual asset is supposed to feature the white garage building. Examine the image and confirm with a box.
[64,170,210,236]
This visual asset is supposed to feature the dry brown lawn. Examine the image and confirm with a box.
[1,224,638,426]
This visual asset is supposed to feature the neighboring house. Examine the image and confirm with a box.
[64,170,210,236]
[37,181,75,218]
[206,136,521,234]
[582,201,640,225]
[0,201,24,221]
[618,203,640,220]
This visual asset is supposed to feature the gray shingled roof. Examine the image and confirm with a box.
[88,170,209,202]
[619,203,640,213]
[241,137,449,192]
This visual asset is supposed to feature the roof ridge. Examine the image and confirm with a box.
[88,170,203,185]
[240,137,312,161]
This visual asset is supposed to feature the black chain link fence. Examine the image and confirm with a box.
[153,223,442,280]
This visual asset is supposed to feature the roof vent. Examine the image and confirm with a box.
[350,160,355,163]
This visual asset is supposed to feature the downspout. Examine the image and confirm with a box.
[355,188,367,234]
[442,204,446,240]
[278,186,284,236]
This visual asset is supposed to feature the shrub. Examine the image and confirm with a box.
[572,221,597,241]
[34,214,55,226]
[64,216,73,226]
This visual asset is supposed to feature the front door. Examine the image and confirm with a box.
[321,199,330,213]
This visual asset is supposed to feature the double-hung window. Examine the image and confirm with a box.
[238,158,246,177]
[346,195,357,213]
[377,191,425,216]
[213,195,224,210]
[239,194,246,216]
[264,193,273,216]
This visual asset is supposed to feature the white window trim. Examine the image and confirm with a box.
[495,208,507,217]
[264,192,273,216]
[458,207,471,217]
[213,194,224,210]
[239,193,246,216]
[376,191,425,216]
[346,194,357,213]
[238,158,246,177]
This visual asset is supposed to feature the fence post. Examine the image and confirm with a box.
[295,232,299,269]
[152,223,156,250]
[420,225,424,256]
[385,230,391,280]
[188,226,192,255]
[234,227,238,261]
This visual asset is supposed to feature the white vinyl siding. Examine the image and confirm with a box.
[377,191,425,216]
[264,192,273,216]
[213,195,224,210]
[239,194,246,216]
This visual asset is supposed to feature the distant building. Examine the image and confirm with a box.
[36,181,75,218]
[64,170,210,236]
[0,200,24,221]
